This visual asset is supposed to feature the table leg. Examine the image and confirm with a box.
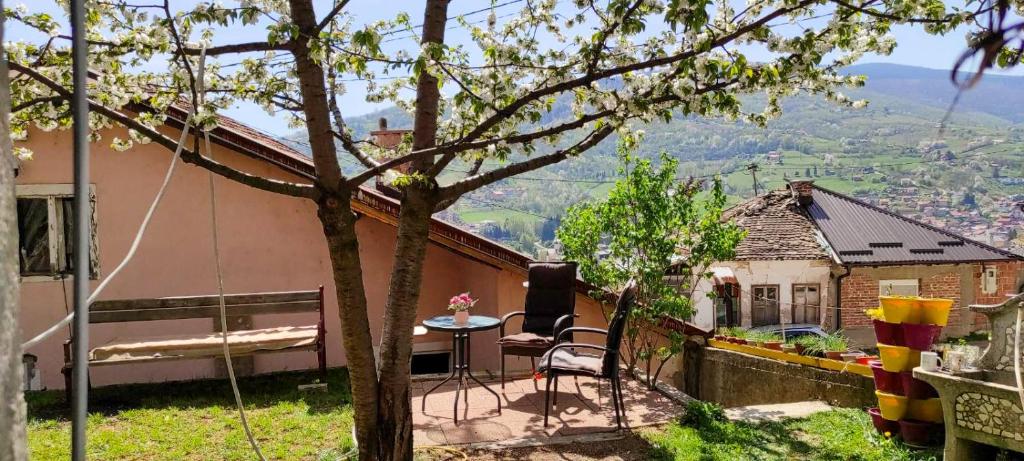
[463,331,501,415]
[422,332,459,412]
[453,332,466,425]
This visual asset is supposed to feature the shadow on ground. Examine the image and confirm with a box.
[26,367,351,421]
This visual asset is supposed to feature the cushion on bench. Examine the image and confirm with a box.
[88,325,319,363]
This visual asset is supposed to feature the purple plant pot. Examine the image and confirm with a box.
[873,319,905,346]
[868,408,900,436]
[900,372,939,399]
[899,419,943,447]
[902,323,942,351]
[871,362,903,395]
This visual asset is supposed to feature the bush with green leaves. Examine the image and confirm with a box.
[804,332,851,355]
[558,142,745,387]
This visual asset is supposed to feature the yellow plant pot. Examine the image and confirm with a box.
[908,398,944,423]
[880,296,922,324]
[878,344,921,372]
[876,390,908,421]
[920,298,954,326]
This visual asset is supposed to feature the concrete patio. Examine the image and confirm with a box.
[411,373,685,446]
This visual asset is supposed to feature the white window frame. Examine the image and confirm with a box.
[16,184,98,282]
[880,279,919,297]
[982,266,998,295]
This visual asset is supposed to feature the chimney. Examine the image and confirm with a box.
[788,180,814,206]
[370,117,410,151]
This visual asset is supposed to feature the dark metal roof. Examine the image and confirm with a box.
[807,186,1021,265]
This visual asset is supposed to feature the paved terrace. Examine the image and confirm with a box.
[411,374,685,446]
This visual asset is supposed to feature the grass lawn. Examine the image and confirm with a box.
[640,402,939,461]
[27,369,354,461]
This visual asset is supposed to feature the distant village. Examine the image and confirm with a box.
[447,140,1024,260]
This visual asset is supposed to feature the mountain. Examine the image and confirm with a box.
[285,64,1024,255]
[843,63,1024,123]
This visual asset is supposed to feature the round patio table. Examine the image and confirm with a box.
[420,315,501,425]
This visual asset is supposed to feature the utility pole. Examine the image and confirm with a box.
[747,163,760,196]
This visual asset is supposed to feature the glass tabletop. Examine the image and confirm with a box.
[421,315,500,332]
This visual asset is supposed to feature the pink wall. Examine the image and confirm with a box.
[15,125,605,389]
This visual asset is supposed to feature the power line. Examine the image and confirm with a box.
[461,195,559,221]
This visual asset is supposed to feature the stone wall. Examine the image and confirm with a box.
[682,347,876,408]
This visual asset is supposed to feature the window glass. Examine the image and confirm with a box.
[17,198,51,275]
[59,197,75,273]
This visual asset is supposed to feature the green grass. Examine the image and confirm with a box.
[641,401,939,461]
[27,369,354,461]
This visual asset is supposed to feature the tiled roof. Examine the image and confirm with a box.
[808,186,1022,265]
[722,189,830,261]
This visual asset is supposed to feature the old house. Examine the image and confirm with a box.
[693,181,1023,346]
[14,110,605,390]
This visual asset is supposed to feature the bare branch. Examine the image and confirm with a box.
[179,41,291,56]
[440,125,616,200]
[315,0,352,33]
[10,61,317,199]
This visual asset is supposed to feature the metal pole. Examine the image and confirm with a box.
[70,0,91,458]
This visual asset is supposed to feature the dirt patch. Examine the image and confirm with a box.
[414,431,657,460]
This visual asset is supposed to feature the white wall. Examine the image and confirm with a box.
[692,259,834,331]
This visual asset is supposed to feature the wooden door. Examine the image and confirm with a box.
[792,284,820,324]
[752,285,780,326]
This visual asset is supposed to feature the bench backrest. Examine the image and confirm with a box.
[89,289,323,324]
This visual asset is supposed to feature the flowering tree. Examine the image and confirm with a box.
[5,0,975,458]
[558,144,744,388]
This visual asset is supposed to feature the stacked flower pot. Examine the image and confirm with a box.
[868,296,954,447]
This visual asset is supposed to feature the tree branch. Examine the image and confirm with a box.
[10,61,318,199]
[439,125,615,200]
[11,95,63,113]
[452,0,816,146]
[315,0,351,33]
[179,41,291,56]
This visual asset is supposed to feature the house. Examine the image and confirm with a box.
[693,180,1024,346]
[13,110,606,390]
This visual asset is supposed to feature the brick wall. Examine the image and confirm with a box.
[839,272,878,328]
[840,262,1024,336]
[972,260,1024,330]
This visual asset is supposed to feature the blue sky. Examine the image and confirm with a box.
[6,1,1016,136]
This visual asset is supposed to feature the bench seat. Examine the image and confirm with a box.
[88,325,319,364]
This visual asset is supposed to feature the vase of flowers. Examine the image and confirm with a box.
[448,292,476,325]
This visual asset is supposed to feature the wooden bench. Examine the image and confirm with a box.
[62,287,326,400]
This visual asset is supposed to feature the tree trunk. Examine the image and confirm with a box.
[373,2,449,455]
[316,190,380,460]
[376,187,436,461]
[0,0,29,455]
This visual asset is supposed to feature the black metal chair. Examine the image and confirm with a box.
[497,261,578,389]
[538,280,636,430]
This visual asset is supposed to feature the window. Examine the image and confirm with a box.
[792,284,820,324]
[16,185,98,281]
[982,267,998,294]
[411,351,451,375]
[880,279,918,297]
[751,285,780,327]
[714,283,740,328]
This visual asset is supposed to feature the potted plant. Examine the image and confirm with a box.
[448,292,477,325]
[793,336,815,355]
[761,332,784,351]
[781,341,797,354]
[806,332,850,360]
[714,327,728,341]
